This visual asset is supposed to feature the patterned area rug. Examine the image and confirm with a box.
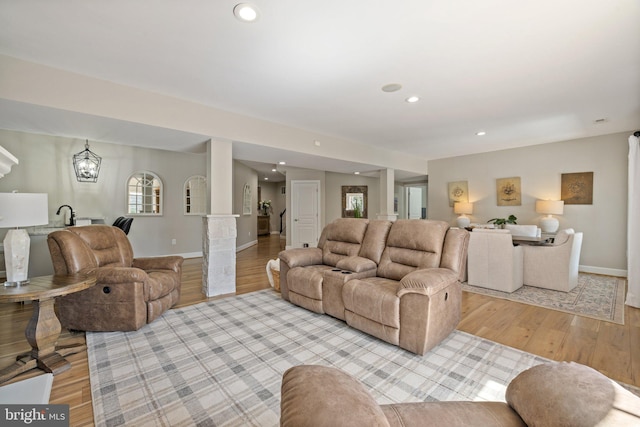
[463,273,626,324]
[87,290,550,426]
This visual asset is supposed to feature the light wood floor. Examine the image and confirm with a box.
[1,234,638,426]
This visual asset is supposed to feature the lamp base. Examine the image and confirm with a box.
[456,215,471,229]
[4,279,30,287]
[539,215,559,233]
[3,228,31,285]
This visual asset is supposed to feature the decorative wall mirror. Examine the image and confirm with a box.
[127,171,163,215]
[184,175,207,215]
[341,185,368,218]
[242,183,252,215]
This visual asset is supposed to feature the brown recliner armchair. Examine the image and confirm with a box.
[47,225,183,331]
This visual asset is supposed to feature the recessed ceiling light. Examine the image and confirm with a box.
[405,96,420,103]
[278,161,286,165]
[233,3,260,22]
[382,83,402,93]
[264,177,269,180]
[476,131,486,136]
[271,168,277,172]
[354,172,360,175]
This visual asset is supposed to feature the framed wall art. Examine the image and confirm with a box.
[496,177,521,206]
[561,172,593,205]
[447,181,468,207]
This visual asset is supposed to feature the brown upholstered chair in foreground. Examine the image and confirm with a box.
[48,225,183,331]
[280,362,640,427]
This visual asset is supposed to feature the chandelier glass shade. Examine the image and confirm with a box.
[73,140,101,183]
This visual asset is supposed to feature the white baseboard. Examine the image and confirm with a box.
[173,251,203,259]
[237,240,258,252]
[270,231,280,235]
[579,265,627,277]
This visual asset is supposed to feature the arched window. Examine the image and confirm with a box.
[184,175,207,215]
[127,171,163,215]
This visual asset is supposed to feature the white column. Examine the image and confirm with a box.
[377,168,397,221]
[203,140,237,297]
[207,140,233,214]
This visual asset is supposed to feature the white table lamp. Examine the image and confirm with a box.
[535,199,564,233]
[454,202,473,228]
[0,192,49,286]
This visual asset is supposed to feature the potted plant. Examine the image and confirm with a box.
[487,214,517,228]
[353,198,363,218]
[259,200,271,216]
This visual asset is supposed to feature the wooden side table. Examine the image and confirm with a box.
[0,273,96,384]
[258,215,270,236]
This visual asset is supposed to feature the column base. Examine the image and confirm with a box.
[202,215,239,297]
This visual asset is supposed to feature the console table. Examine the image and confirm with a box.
[0,273,96,384]
[258,215,270,236]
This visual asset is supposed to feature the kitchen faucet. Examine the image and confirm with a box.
[56,204,75,226]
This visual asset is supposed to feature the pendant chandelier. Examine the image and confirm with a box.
[73,140,102,183]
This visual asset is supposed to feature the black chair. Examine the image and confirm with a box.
[120,217,134,235]
[112,216,134,235]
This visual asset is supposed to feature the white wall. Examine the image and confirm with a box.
[0,55,428,176]
[428,132,629,275]
[0,129,207,274]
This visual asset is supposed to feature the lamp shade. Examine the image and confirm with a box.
[535,200,564,215]
[454,202,473,215]
[0,193,49,228]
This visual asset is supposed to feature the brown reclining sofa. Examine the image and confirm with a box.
[278,218,469,355]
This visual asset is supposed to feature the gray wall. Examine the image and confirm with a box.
[258,181,286,234]
[232,160,258,249]
[325,173,380,222]
[0,129,207,274]
[428,131,629,275]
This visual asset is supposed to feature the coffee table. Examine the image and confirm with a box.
[0,273,96,384]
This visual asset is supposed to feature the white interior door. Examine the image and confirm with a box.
[291,180,320,248]
[407,187,422,219]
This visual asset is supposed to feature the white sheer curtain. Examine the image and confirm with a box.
[627,132,640,308]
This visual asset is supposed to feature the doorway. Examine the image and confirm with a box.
[405,183,427,219]
[290,180,320,248]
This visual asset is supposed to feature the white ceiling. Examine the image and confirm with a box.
[0,1,638,175]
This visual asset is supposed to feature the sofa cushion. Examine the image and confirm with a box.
[287,265,332,300]
[359,220,393,264]
[343,278,400,328]
[322,219,369,266]
[146,270,180,300]
[381,402,526,427]
[377,220,449,281]
[67,225,134,267]
[506,362,640,426]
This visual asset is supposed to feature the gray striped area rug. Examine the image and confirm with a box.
[87,289,548,426]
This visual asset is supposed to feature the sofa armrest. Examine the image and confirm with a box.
[279,248,323,268]
[87,266,149,284]
[397,268,458,297]
[336,256,377,273]
[133,256,184,273]
[280,365,390,427]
